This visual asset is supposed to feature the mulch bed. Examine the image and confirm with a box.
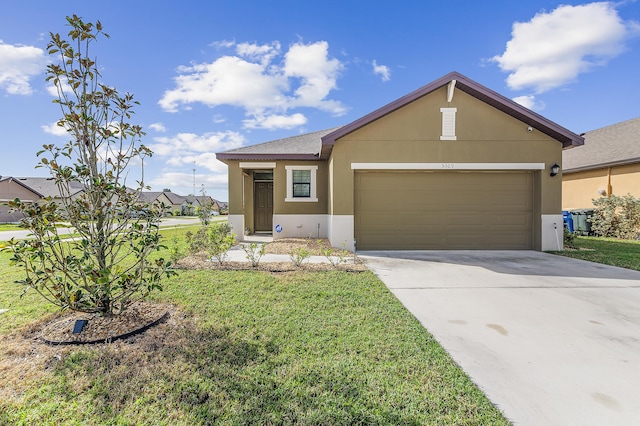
[39,302,174,345]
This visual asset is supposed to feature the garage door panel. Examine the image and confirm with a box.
[355,171,534,250]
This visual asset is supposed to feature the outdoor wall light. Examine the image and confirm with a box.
[550,163,560,177]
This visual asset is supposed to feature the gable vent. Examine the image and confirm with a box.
[440,107,457,140]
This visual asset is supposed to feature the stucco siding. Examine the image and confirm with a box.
[330,88,563,217]
[562,163,640,210]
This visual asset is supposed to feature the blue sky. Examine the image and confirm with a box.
[1,1,639,201]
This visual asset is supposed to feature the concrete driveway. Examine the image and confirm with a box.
[360,250,640,426]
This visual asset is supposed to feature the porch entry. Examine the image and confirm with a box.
[254,181,273,232]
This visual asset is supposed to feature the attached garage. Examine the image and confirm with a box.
[355,170,535,250]
[218,71,585,252]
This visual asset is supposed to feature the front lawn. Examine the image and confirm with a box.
[0,229,509,425]
[553,236,640,272]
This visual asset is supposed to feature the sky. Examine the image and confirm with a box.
[1,1,639,202]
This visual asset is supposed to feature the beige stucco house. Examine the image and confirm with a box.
[0,176,85,223]
[216,72,583,251]
[562,117,640,210]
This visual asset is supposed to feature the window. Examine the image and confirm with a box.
[292,170,311,197]
[285,165,318,202]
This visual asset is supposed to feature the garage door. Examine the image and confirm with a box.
[355,171,534,250]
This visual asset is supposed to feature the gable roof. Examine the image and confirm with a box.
[163,191,188,205]
[216,127,340,161]
[138,191,164,203]
[320,71,584,158]
[0,176,45,198]
[215,71,584,162]
[5,177,85,198]
[562,117,640,173]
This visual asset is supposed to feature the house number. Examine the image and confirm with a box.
[441,163,455,169]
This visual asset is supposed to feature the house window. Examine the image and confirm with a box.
[285,165,318,202]
[292,170,311,197]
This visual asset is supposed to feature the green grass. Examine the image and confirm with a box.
[0,228,510,425]
[552,236,640,271]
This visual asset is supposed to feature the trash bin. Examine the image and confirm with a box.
[571,209,594,236]
[562,211,574,234]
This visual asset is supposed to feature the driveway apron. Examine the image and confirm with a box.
[360,250,640,426]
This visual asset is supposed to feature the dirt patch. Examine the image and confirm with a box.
[176,256,367,272]
[263,237,351,256]
[0,304,189,403]
[38,302,173,345]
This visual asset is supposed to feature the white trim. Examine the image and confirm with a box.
[239,162,276,169]
[351,162,546,170]
[447,80,456,102]
[272,214,327,239]
[227,215,245,242]
[541,214,564,251]
[285,165,318,202]
[328,215,355,252]
[440,107,457,141]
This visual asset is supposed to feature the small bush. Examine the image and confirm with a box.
[289,247,311,268]
[590,194,640,239]
[319,239,349,269]
[242,242,266,268]
[563,228,577,249]
[185,223,236,265]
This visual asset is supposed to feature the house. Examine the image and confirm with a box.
[0,176,85,223]
[216,71,583,251]
[562,117,640,210]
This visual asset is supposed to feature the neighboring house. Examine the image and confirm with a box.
[217,71,583,251]
[562,117,640,210]
[0,176,85,223]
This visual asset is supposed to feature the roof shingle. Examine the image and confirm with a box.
[562,117,640,172]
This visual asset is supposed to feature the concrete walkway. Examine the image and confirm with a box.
[360,250,640,426]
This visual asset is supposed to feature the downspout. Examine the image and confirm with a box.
[607,167,612,197]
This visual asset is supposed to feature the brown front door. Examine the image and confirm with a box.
[254,181,273,232]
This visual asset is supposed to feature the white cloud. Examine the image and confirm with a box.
[512,95,545,111]
[159,55,288,113]
[0,40,48,95]
[41,121,69,136]
[372,60,391,82]
[159,39,346,129]
[283,41,345,113]
[209,39,236,49]
[236,41,281,65]
[492,2,640,93]
[243,112,307,130]
[149,123,166,132]
[149,131,245,172]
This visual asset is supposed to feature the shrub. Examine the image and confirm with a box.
[289,247,311,268]
[242,242,266,268]
[590,194,640,239]
[563,228,577,249]
[186,223,236,265]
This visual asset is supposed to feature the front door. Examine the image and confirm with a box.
[254,181,273,232]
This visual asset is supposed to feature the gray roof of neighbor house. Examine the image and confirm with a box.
[216,72,583,162]
[216,127,341,161]
[163,192,188,205]
[6,177,85,198]
[562,117,640,173]
[138,191,163,203]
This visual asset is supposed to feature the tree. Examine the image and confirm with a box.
[8,15,174,315]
